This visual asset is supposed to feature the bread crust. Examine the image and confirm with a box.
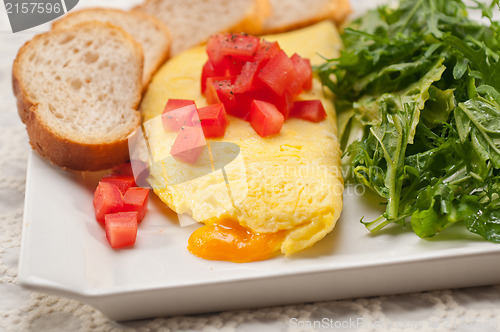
[133,0,269,55]
[52,7,171,87]
[26,107,135,171]
[12,22,143,171]
[228,0,271,35]
[260,0,352,34]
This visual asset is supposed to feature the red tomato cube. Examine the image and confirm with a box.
[230,92,255,119]
[234,61,262,93]
[196,103,228,138]
[205,76,237,110]
[104,212,138,249]
[201,61,218,93]
[163,99,196,113]
[201,58,245,94]
[207,33,260,65]
[100,175,136,195]
[205,77,221,105]
[249,100,284,137]
[170,126,207,164]
[257,50,298,96]
[206,34,225,65]
[219,56,246,76]
[161,100,197,132]
[291,100,327,122]
[112,162,133,176]
[290,53,313,92]
[254,40,281,65]
[249,89,293,119]
[123,187,150,222]
[93,182,123,223]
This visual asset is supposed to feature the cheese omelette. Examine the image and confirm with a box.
[139,21,344,262]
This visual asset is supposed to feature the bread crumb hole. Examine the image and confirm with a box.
[98,60,109,69]
[71,79,82,90]
[48,104,63,119]
[84,52,99,64]
[98,94,108,102]
[60,35,75,44]
[85,41,93,47]
[73,48,79,54]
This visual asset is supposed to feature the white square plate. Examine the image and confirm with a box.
[16,0,500,321]
[19,151,500,320]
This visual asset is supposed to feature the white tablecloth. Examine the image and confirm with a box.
[1,0,500,331]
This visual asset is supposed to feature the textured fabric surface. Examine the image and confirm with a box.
[1,0,500,331]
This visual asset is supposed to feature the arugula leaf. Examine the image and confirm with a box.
[456,97,500,167]
[318,0,500,242]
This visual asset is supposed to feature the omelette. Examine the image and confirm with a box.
[139,21,344,262]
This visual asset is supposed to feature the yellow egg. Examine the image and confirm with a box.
[139,21,344,261]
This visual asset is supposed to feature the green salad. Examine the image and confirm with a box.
[318,0,500,241]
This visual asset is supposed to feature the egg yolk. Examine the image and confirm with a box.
[188,220,286,263]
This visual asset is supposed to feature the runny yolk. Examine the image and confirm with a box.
[188,220,287,263]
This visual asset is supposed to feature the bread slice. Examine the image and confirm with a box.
[13,22,143,171]
[261,0,352,34]
[134,0,270,56]
[52,8,171,87]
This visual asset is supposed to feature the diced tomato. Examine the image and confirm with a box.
[161,100,197,132]
[225,89,293,121]
[249,100,284,137]
[205,77,221,105]
[285,77,303,97]
[249,89,293,119]
[207,33,260,65]
[201,60,223,93]
[196,103,228,138]
[111,160,150,188]
[202,33,317,138]
[201,61,214,94]
[163,99,196,113]
[290,53,313,92]
[273,92,294,120]
[201,58,243,95]
[254,40,281,65]
[257,50,298,96]
[205,76,237,110]
[93,182,123,223]
[291,100,327,122]
[112,162,133,176]
[104,212,138,249]
[170,126,207,164]
[100,175,136,195]
[234,61,261,93]
[230,92,255,119]
[206,35,225,65]
[123,187,149,222]
[218,56,246,76]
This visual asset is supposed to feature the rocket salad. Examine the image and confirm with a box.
[318,0,500,241]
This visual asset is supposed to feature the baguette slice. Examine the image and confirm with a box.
[261,0,352,34]
[52,8,171,87]
[13,22,143,171]
[134,0,270,56]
